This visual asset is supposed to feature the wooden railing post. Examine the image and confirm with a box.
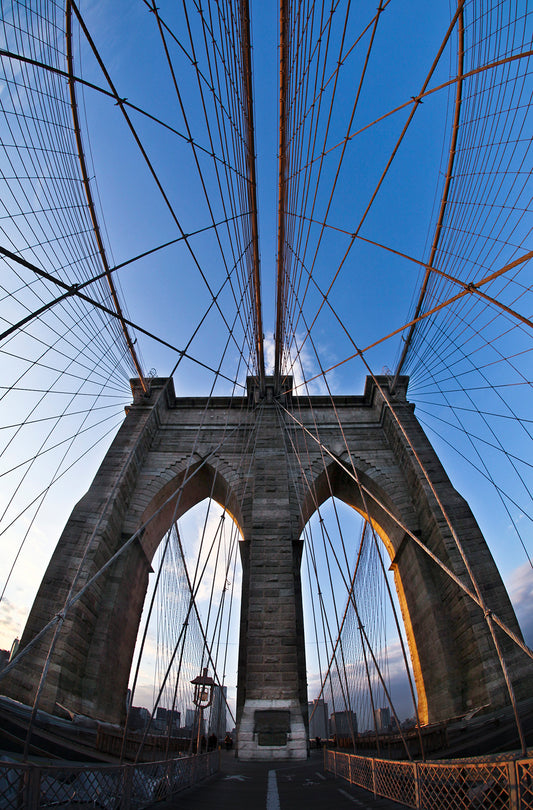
[508,760,518,810]
[371,758,377,799]
[25,766,40,810]
[413,762,420,809]
[122,764,133,810]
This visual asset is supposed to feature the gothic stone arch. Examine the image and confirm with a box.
[2,375,529,761]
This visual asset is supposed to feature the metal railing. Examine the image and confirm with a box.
[326,750,533,809]
[0,750,219,810]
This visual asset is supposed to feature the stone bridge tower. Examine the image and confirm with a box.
[2,375,529,760]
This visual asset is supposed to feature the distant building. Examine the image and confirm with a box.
[128,706,151,731]
[308,699,328,740]
[209,685,227,739]
[9,638,19,661]
[374,707,391,732]
[186,707,205,737]
[154,707,181,734]
[329,710,358,738]
[0,649,9,670]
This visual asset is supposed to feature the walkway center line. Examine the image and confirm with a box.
[267,769,281,810]
[338,788,366,806]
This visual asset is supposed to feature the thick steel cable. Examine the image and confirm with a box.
[239,0,265,387]
[283,1,469,372]
[0,245,248,388]
[148,1,256,371]
[68,0,256,377]
[274,0,290,380]
[65,1,147,393]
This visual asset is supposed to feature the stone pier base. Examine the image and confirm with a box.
[237,699,308,760]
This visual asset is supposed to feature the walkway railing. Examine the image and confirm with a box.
[0,750,219,810]
[325,750,533,809]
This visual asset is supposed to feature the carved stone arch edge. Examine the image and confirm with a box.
[298,457,429,724]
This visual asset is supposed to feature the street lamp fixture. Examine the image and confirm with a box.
[191,668,215,753]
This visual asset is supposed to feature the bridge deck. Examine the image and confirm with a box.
[155,750,405,810]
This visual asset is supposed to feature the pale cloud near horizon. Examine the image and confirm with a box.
[506,561,533,647]
[0,597,27,650]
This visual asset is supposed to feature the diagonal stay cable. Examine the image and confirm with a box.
[0,50,245,181]
[147,1,254,368]
[285,1,387,343]
[148,0,264,385]
[0,245,246,388]
[65,1,146,392]
[67,0,255,373]
[0,211,249,343]
[286,49,533,183]
[286,1,468,362]
[285,213,533,331]
[392,3,465,388]
[286,248,533,391]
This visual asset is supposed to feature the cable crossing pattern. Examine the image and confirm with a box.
[0,0,531,762]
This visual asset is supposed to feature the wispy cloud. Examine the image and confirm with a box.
[264,333,275,375]
[0,597,27,650]
[507,562,533,647]
[264,328,335,394]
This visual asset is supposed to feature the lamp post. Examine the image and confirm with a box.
[191,667,215,754]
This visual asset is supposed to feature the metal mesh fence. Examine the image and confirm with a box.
[418,761,510,810]
[519,760,533,810]
[325,750,533,809]
[39,765,125,808]
[375,759,416,807]
[333,751,350,781]
[0,751,218,809]
[0,761,26,810]
[349,754,373,793]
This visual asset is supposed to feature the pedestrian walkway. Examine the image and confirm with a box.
[155,750,406,810]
